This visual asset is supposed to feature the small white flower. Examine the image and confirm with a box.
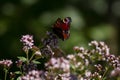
[79,47,85,52]
[75,62,81,68]
[73,46,80,50]
[85,59,89,66]
[99,41,105,46]
[85,70,91,77]
[35,51,41,56]
[89,40,98,47]
[67,54,75,59]
[77,53,85,59]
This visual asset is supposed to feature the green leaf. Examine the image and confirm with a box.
[32,60,40,64]
[16,77,21,80]
[117,77,120,80]
[70,64,75,70]
[102,77,106,80]
[17,56,27,62]
[14,71,22,74]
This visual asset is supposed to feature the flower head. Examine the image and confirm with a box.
[0,59,13,68]
[20,34,34,50]
[20,70,42,80]
[110,68,120,77]
[45,57,70,72]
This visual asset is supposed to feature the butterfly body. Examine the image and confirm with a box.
[52,17,72,40]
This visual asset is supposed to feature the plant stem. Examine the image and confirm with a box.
[26,50,29,64]
[29,53,35,63]
[102,67,109,80]
[33,56,42,61]
[4,68,8,80]
[19,66,24,76]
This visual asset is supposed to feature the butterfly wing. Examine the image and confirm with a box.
[52,27,63,40]
[53,17,72,40]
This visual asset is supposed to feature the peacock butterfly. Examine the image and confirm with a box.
[52,17,72,40]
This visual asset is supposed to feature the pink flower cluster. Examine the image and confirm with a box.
[0,59,13,68]
[20,70,42,80]
[45,57,70,72]
[20,35,34,50]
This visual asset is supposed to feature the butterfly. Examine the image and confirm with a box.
[52,17,72,40]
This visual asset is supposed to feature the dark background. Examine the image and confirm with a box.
[0,0,120,59]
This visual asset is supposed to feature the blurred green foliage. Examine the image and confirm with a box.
[0,0,120,59]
